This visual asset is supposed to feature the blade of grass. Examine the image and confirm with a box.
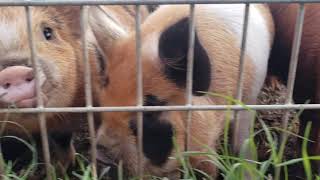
[302,121,312,180]
[118,160,123,180]
[283,164,288,180]
[277,156,320,167]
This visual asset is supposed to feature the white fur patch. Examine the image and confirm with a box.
[246,5,272,100]
[142,33,159,62]
[0,20,19,52]
[194,4,272,151]
[198,4,271,101]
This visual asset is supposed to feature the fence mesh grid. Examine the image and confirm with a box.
[0,0,314,179]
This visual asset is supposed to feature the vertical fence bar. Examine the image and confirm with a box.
[135,5,144,179]
[232,3,250,153]
[25,6,52,178]
[281,2,305,148]
[185,4,196,151]
[275,3,305,180]
[235,3,250,102]
[80,5,97,179]
[284,4,305,105]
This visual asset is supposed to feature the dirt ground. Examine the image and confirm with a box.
[256,76,300,161]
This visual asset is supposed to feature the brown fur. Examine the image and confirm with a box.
[0,5,148,174]
[100,5,148,32]
[92,4,274,179]
[268,3,320,173]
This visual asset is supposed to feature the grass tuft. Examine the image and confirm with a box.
[1,81,319,179]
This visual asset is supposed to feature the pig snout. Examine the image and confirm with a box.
[0,66,37,108]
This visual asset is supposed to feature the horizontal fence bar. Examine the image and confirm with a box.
[1,0,320,6]
[1,104,320,113]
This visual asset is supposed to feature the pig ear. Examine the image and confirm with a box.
[88,6,127,52]
[158,17,211,96]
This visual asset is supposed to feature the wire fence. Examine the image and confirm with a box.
[1,0,320,5]
[0,0,311,179]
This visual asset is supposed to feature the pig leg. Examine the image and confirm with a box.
[48,132,76,173]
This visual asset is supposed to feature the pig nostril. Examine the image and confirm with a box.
[3,83,10,89]
[26,70,34,82]
[26,77,33,82]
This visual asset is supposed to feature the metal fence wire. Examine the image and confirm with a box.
[0,0,312,179]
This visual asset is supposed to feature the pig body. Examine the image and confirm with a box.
[268,3,320,172]
[0,5,148,173]
[91,4,274,179]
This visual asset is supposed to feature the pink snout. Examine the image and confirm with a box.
[0,66,37,108]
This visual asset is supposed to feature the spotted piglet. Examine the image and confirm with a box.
[90,4,274,179]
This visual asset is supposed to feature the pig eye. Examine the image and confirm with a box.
[43,27,53,40]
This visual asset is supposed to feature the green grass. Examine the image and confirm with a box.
[0,94,319,180]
